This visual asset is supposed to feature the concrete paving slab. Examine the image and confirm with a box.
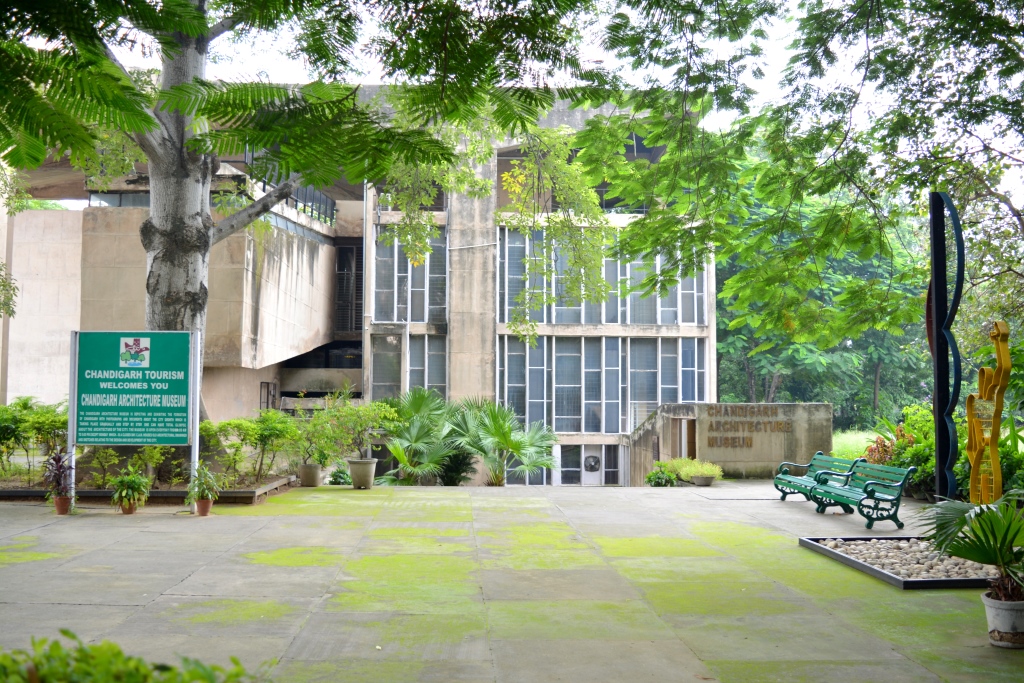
[480,569,640,601]
[492,639,715,683]
[1,482,1021,682]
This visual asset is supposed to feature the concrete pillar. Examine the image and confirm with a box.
[447,160,497,400]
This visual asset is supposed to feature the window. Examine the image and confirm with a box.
[681,338,706,402]
[409,335,447,398]
[554,338,582,432]
[371,335,401,399]
[374,227,447,322]
[561,445,581,485]
[584,338,602,433]
[259,382,278,410]
[335,241,363,333]
[680,271,706,325]
[604,445,619,485]
[630,338,658,428]
[498,335,707,434]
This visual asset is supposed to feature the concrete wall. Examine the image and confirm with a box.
[0,210,83,405]
[202,364,283,423]
[447,163,498,400]
[77,207,334,372]
[625,402,833,484]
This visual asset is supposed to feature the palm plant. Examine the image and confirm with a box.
[455,402,556,486]
[382,388,453,485]
[919,490,1024,602]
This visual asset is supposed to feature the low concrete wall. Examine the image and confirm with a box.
[625,402,833,484]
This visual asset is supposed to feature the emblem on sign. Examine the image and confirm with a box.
[119,337,151,368]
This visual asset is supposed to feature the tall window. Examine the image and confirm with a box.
[371,335,401,400]
[498,335,706,433]
[374,227,446,323]
[497,228,705,326]
[409,335,447,398]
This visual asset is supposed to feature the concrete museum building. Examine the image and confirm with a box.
[1,101,725,486]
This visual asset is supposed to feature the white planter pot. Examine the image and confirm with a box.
[981,592,1024,648]
[347,458,377,490]
[298,463,322,487]
[690,476,715,487]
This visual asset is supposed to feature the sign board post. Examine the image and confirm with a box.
[68,331,198,512]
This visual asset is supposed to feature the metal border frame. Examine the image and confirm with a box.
[800,536,990,590]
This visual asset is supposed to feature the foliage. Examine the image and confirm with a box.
[666,458,723,483]
[320,394,399,461]
[41,451,72,499]
[186,463,222,504]
[449,400,556,487]
[130,445,171,484]
[23,401,68,455]
[85,448,119,489]
[644,462,675,488]
[108,465,150,509]
[0,261,18,319]
[295,406,336,467]
[919,490,1024,602]
[327,467,351,486]
[246,410,299,483]
[215,420,253,486]
[500,126,611,342]
[831,431,874,460]
[0,404,27,476]
[0,629,259,682]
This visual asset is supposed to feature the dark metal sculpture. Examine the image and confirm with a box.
[927,192,964,500]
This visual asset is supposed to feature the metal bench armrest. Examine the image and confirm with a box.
[814,470,853,485]
[777,460,809,475]
[864,480,902,500]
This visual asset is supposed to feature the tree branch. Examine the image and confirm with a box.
[208,14,245,42]
[211,179,297,245]
[103,45,165,157]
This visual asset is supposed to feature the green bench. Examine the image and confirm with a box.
[809,460,917,529]
[774,452,864,502]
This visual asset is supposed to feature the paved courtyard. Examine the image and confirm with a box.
[1,481,1021,682]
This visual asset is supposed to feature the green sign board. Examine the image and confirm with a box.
[72,331,193,445]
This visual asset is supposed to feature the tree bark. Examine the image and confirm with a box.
[872,360,883,414]
[141,2,214,336]
[766,372,783,403]
[742,357,757,403]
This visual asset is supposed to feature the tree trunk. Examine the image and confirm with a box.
[742,357,757,402]
[766,373,783,403]
[140,3,215,341]
[872,360,883,415]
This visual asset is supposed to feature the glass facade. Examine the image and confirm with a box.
[497,228,705,326]
[409,335,447,398]
[498,335,706,433]
[374,226,447,323]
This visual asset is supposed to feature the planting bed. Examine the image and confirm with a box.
[801,536,996,590]
[0,475,297,505]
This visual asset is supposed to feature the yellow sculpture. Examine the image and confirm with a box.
[966,321,1011,503]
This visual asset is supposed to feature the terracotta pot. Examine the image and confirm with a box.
[982,592,1024,649]
[690,476,715,487]
[346,458,377,490]
[298,463,323,487]
[54,496,71,515]
[121,502,137,515]
[195,499,213,516]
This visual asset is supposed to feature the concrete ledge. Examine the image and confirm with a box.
[0,476,297,505]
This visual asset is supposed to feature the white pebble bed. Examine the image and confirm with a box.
[816,538,999,581]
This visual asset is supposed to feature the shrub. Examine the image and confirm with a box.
[645,462,675,487]
[328,467,351,485]
[86,448,120,489]
[0,630,260,682]
[667,458,723,482]
[130,445,171,484]
[186,463,223,503]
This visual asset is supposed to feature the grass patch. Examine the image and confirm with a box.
[478,522,602,570]
[217,488,390,517]
[331,554,480,613]
[0,536,61,567]
[171,599,296,625]
[487,600,672,640]
[831,430,874,459]
[593,536,723,558]
[272,660,423,683]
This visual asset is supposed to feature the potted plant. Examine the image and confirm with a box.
[185,462,222,516]
[109,465,150,514]
[645,462,676,487]
[920,489,1024,648]
[297,408,332,487]
[42,450,73,514]
[687,460,724,487]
